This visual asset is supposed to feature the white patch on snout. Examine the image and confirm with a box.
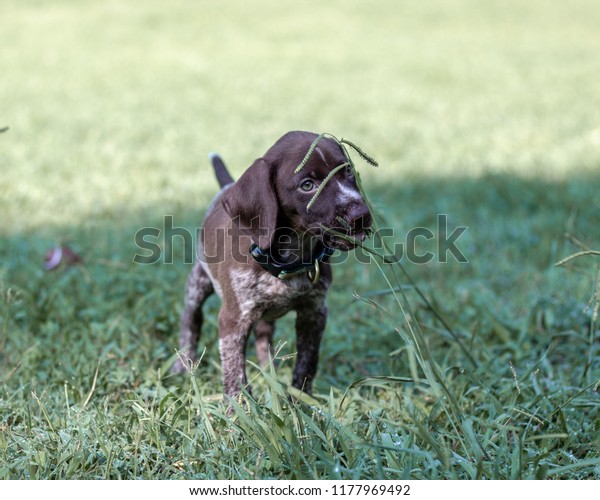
[335,180,363,205]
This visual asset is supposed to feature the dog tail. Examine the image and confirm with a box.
[209,152,235,188]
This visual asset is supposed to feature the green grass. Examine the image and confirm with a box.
[1,0,599,479]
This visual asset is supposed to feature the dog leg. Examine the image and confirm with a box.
[172,262,214,373]
[292,297,327,394]
[254,319,275,367]
[218,311,253,397]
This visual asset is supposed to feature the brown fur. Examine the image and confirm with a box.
[173,131,372,398]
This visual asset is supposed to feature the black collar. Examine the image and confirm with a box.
[250,243,334,282]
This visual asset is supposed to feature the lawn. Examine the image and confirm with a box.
[0,0,599,479]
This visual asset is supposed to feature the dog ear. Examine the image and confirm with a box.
[221,158,278,250]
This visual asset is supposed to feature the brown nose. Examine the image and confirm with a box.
[349,204,372,231]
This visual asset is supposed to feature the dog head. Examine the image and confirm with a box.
[221,131,373,252]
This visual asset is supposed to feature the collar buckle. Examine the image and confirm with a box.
[250,244,333,284]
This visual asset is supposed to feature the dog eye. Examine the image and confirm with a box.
[345,165,354,177]
[299,179,316,192]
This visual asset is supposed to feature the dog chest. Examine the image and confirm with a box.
[228,267,323,321]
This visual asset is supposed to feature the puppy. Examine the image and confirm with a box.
[173,131,372,398]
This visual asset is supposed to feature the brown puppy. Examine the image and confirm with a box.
[173,131,372,398]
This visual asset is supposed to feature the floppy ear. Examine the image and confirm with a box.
[221,158,278,250]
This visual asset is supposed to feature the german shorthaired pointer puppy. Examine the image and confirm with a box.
[172,131,372,399]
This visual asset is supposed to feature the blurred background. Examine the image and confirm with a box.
[2,0,599,230]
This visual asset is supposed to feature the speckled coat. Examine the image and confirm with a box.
[172,131,372,398]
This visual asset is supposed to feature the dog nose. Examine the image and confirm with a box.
[349,204,372,231]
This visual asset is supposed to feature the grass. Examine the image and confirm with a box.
[1,0,599,479]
